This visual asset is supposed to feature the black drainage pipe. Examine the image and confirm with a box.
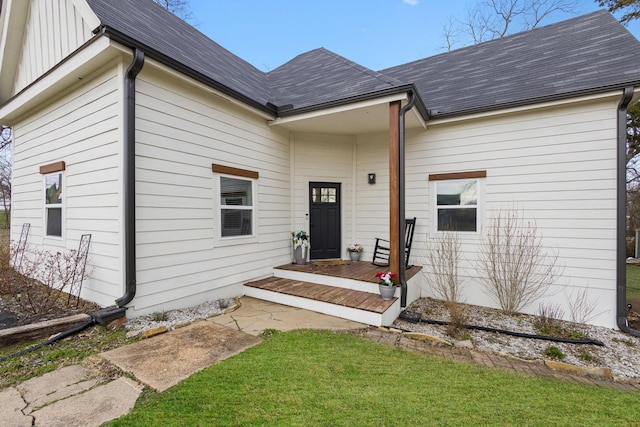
[0,317,96,363]
[399,311,605,346]
[116,48,145,309]
[398,91,416,307]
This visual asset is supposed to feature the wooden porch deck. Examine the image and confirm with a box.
[274,261,422,284]
[246,276,396,314]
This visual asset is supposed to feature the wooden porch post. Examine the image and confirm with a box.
[389,101,401,276]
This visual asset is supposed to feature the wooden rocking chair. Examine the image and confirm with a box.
[371,218,416,269]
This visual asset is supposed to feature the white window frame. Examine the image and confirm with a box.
[44,172,64,238]
[216,173,257,241]
[430,174,485,234]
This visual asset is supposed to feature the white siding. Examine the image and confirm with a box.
[11,65,123,307]
[14,0,93,95]
[132,66,291,315]
[406,99,619,327]
[291,133,356,258]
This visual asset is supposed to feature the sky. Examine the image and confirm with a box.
[187,0,640,72]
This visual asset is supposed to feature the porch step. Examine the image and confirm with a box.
[244,276,400,327]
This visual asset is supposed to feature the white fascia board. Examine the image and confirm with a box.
[70,0,101,30]
[269,92,409,127]
[0,36,119,123]
[0,0,30,102]
[427,90,633,126]
[143,57,275,121]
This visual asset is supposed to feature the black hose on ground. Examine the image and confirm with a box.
[0,317,96,363]
[398,311,605,347]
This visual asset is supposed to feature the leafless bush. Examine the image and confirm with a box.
[567,288,601,324]
[534,301,565,336]
[425,231,469,338]
[3,243,90,315]
[476,205,561,315]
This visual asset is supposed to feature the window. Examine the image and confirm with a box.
[219,176,253,237]
[435,179,478,232]
[44,173,63,237]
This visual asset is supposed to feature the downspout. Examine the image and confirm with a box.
[398,91,416,307]
[115,49,145,308]
[616,87,640,336]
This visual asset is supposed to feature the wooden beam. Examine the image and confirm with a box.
[389,101,401,276]
[39,161,66,174]
[212,164,259,179]
[429,170,487,181]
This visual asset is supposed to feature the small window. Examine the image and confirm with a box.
[44,173,63,237]
[435,179,478,232]
[219,176,253,237]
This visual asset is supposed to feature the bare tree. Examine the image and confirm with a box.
[0,126,10,229]
[476,205,561,314]
[152,0,194,23]
[443,0,578,49]
[597,0,640,25]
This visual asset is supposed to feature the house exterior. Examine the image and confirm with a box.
[1,0,640,329]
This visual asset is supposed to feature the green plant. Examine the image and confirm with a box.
[544,345,566,360]
[151,311,168,322]
[577,349,593,362]
[346,243,363,253]
[258,329,281,339]
[613,337,636,347]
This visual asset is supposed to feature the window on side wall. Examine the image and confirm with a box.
[219,175,254,237]
[429,171,486,233]
[39,161,66,238]
[44,172,63,237]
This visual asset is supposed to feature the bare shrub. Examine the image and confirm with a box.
[476,205,561,315]
[425,231,469,337]
[534,301,565,336]
[567,288,601,324]
[5,243,90,315]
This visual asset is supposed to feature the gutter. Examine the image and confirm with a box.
[616,87,640,336]
[115,48,145,308]
[398,91,416,307]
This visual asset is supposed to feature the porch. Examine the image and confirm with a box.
[244,261,422,327]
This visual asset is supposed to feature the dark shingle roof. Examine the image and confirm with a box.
[267,48,406,112]
[84,2,640,119]
[85,0,272,110]
[381,10,640,117]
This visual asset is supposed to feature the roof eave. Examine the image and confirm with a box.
[96,25,277,118]
[429,83,640,120]
[275,84,430,121]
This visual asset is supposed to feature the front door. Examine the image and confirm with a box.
[309,182,341,259]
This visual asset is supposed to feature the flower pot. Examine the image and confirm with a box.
[349,251,361,262]
[294,246,308,265]
[378,284,397,300]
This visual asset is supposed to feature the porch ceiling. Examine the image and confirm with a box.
[268,95,426,135]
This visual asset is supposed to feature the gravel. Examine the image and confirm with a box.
[121,296,640,379]
[124,298,237,335]
[393,298,640,378]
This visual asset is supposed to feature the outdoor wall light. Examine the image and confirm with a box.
[368,173,376,184]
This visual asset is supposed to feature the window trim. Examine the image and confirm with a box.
[215,172,258,241]
[43,171,64,238]
[430,172,486,234]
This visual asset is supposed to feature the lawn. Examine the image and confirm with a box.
[627,264,640,300]
[107,330,639,427]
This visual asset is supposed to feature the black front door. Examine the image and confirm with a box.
[309,182,341,259]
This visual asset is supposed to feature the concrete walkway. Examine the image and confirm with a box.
[0,297,364,427]
[1,297,638,426]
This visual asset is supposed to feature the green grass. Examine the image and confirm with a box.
[107,330,640,427]
[627,264,640,300]
[0,326,132,389]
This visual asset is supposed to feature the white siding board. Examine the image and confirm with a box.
[400,98,620,327]
[11,65,122,307]
[130,67,290,315]
[14,0,94,95]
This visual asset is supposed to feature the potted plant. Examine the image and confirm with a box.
[375,271,398,300]
[292,230,310,265]
[346,243,363,262]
